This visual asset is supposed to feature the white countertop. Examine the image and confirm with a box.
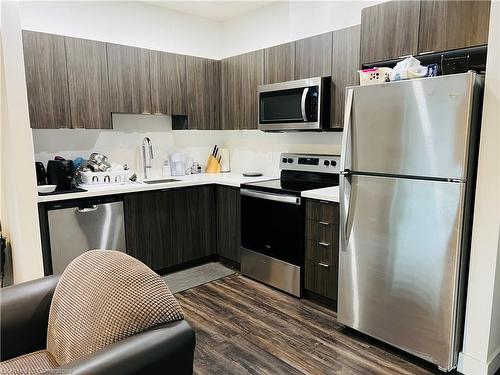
[301,186,339,203]
[38,173,276,203]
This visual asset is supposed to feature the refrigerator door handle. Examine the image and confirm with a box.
[340,88,353,173]
[339,173,352,251]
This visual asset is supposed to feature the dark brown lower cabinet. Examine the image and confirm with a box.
[170,186,216,263]
[304,199,339,302]
[124,186,216,272]
[124,190,179,270]
[216,186,241,263]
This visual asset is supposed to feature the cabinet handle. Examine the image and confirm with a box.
[419,50,435,55]
[319,221,330,226]
[318,242,330,247]
[318,262,330,268]
[319,200,331,204]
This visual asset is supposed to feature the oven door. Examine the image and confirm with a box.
[240,189,304,266]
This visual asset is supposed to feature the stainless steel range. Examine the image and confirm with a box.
[240,153,340,297]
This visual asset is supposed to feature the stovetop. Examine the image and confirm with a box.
[241,172,339,196]
[241,153,341,196]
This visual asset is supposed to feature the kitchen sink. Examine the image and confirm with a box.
[142,179,181,184]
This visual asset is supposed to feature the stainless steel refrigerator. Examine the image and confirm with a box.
[338,72,483,371]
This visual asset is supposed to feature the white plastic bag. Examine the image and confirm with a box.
[390,56,427,81]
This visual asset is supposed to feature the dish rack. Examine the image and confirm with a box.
[359,67,392,85]
[79,170,129,186]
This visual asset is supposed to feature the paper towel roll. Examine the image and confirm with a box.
[219,148,230,173]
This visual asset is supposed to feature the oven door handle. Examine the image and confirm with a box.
[300,87,309,122]
[241,189,301,205]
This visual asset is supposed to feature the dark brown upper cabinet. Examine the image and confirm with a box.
[150,51,187,115]
[331,25,360,129]
[65,37,112,129]
[263,42,295,84]
[107,44,152,114]
[418,0,491,54]
[186,56,220,129]
[22,31,71,129]
[221,50,263,129]
[294,33,333,79]
[360,0,420,64]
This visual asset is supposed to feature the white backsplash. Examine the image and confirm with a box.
[32,114,343,179]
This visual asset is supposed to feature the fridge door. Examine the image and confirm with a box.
[338,174,465,370]
[343,73,478,180]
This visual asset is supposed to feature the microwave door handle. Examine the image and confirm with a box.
[301,87,309,121]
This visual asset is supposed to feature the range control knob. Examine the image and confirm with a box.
[287,158,293,163]
[282,158,288,163]
[331,160,337,166]
[324,160,330,166]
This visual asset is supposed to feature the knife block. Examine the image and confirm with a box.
[205,155,221,174]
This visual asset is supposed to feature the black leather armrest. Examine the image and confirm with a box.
[1,275,60,361]
[51,320,196,375]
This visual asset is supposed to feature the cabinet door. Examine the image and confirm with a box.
[22,31,71,129]
[418,1,491,54]
[220,56,240,129]
[65,37,111,129]
[186,56,220,129]
[107,44,152,114]
[124,191,180,271]
[263,42,295,84]
[360,1,420,64]
[150,51,187,115]
[294,32,332,79]
[171,186,216,263]
[221,50,263,129]
[331,25,360,129]
[216,186,241,263]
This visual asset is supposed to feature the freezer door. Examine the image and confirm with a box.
[338,174,465,370]
[344,73,478,180]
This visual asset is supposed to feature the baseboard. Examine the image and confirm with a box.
[458,347,500,375]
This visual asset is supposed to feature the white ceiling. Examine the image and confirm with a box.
[143,1,282,22]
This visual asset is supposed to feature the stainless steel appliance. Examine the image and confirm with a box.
[338,72,484,371]
[241,153,340,297]
[258,77,331,131]
[47,196,126,274]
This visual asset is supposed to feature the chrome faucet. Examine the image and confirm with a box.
[142,137,154,180]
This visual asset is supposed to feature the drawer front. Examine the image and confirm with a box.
[305,219,335,243]
[304,259,338,300]
[305,240,339,267]
[305,199,339,223]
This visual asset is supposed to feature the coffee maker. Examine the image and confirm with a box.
[47,160,76,191]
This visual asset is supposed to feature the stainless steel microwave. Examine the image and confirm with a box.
[258,76,331,131]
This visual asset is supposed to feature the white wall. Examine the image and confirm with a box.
[19,1,223,59]
[33,115,342,179]
[1,1,44,284]
[221,0,381,57]
[458,1,500,374]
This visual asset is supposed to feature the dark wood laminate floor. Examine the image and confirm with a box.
[176,274,442,375]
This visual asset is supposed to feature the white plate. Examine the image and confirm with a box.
[38,185,57,194]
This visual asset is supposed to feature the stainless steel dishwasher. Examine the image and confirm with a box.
[47,196,126,274]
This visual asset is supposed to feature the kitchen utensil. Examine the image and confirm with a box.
[35,162,47,185]
[37,185,57,194]
[205,155,221,174]
[191,162,202,174]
